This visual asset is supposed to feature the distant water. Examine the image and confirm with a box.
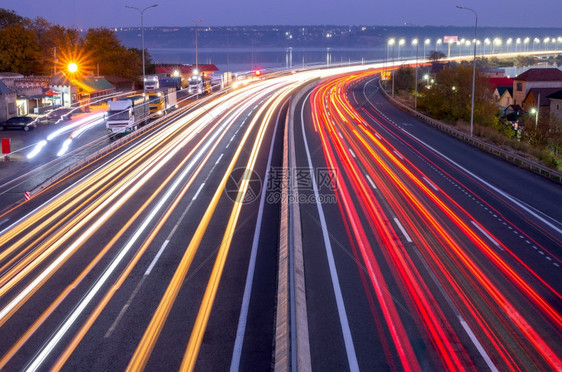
[149,44,562,74]
[148,46,393,73]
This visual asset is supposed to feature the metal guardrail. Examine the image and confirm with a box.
[378,79,562,184]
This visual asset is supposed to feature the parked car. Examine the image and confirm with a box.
[44,108,74,123]
[0,116,37,131]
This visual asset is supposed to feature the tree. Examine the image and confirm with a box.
[428,50,446,61]
[393,66,414,92]
[0,25,41,74]
[84,28,147,80]
[29,19,82,75]
[0,8,25,28]
[418,65,498,127]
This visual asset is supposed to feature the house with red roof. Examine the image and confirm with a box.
[512,68,562,106]
[489,77,514,107]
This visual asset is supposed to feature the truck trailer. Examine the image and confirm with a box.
[106,95,149,135]
[144,74,182,91]
[147,88,178,117]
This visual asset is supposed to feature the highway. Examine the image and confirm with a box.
[293,71,562,370]
[0,75,308,370]
[0,60,561,371]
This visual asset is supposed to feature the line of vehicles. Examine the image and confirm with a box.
[106,72,223,136]
[2,71,226,135]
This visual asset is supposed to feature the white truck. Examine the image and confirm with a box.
[106,95,149,135]
[188,75,204,95]
[147,88,178,117]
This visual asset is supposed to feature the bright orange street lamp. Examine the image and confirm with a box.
[68,62,78,73]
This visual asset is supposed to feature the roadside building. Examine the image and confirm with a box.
[547,90,562,119]
[105,75,135,91]
[481,68,506,78]
[155,64,219,80]
[512,68,562,106]
[495,87,514,108]
[0,80,16,121]
[521,87,560,114]
[489,77,514,108]
[49,73,115,109]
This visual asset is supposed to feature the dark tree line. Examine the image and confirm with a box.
[0,8,152,80]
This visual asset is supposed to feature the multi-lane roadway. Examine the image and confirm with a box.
[0,64,560,371]
[294,71,562,370]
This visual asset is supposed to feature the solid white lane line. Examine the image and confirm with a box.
[301,95,359,372]
[401,129,562,236]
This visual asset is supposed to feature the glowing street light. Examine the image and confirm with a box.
[529,107,539,127]
[524,37,530,51]
[125,3,158,95]
[68,62,78,74]
[435,38,442,52]
[424,38,431,58]
[398,38,405,60]
[516,37,521,52]
[533,37,540,50]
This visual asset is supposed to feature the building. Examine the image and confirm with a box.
[0,80,16,121]
[481,68,506,78]
[521,87,561,113]
[155,64,219,80]
[495,87,514,107]
[512,68,562,106]
[547,90,562,119]
[105,75,135,91]
[49,73,115,108]
[489,77,514,108]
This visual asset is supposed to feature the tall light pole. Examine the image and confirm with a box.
[457,5,477,137]
[192,19,202,71]
[126,4,158,95]
[404,22,419,111]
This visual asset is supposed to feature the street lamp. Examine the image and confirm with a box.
[192,19,202,70]
[68,62,78,74]
[529,107,538,126]
[524,37,530,51]
[424,38,430,58]
[457,5,477,137]
[435,38,442,53]
[405,22,420,111]
[398,38,405,61]
[388,38,396,96]
[125,3,158,95]
[484,38,491,54]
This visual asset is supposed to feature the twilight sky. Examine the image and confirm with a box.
[2,0,560,29]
